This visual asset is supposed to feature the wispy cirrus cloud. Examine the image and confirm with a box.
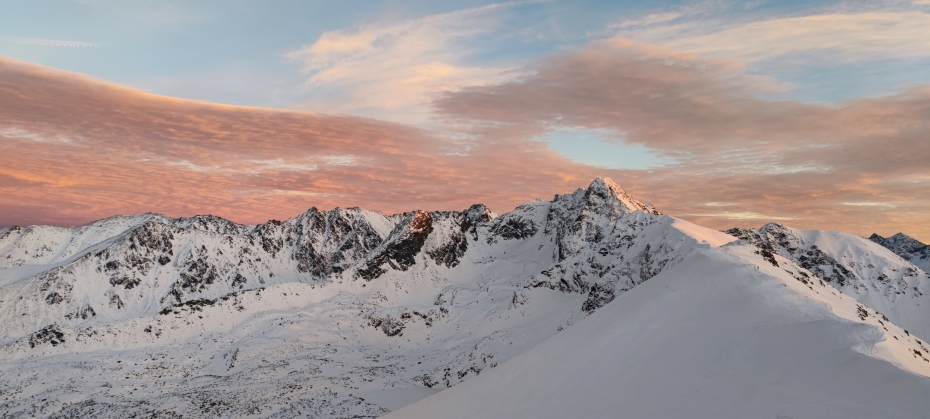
[607,2,930,65]
[285,1,543,122]
[2,37,100,48]
[661,12,930,63]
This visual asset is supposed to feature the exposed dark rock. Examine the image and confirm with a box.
[231,273,247,289]
[428,214,471,268]
[109,274,141,290]
[179,298,216,312]
[109,294,124,309]
[582,283,615,313]
[291,208,386,279]
[178,258,218,293]
[490,217,537,241]
[428,230,468,268]
[359,211,433,281]
[370,316,405,337]
[727,227,780,266]
[29,324,65,348]
[64,305,96,320]
[370,307,448,336]
[45,292,64,305]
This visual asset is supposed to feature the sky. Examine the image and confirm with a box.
[2,0,930,241]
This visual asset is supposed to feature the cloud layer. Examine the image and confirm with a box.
[3,28,930,242]
[1,37,100,48]
[435,39,930,240]
[661,12,930,63]
[0,57,601,227]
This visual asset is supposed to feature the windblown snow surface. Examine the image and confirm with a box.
[1,178,929,418]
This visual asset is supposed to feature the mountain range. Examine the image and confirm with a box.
[1,178,928,418]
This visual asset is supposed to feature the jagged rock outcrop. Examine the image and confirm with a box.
[358,210,434,280]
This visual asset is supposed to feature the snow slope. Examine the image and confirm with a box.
[387,243,930,419]
[727,224,930,342]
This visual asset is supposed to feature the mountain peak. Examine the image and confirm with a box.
[891,232,922,243]
[587,177,623,194]
[869,232,926,247]
[583,177,659,215]
[869,232,930,268]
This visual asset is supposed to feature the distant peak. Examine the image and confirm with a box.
[874,232,924,246]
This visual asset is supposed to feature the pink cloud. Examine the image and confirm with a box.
[0,57,603,227]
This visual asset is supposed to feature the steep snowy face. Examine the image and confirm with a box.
[870,232,930,272]
[0,178,734,418]
[726,223,930,341]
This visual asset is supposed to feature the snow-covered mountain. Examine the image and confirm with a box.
[1,178,928,418]
[870,232,930,272]
[725,224,930,342]
[0,178,729,417]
